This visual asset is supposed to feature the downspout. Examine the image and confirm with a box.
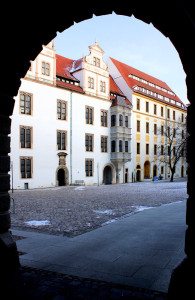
[70,92,72,185]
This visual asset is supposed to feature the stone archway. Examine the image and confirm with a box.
[103,165,112,184]
[144,161,151,179]
[181,165,184,177]
[56,166,69,186]
[0,3,195,297]
[136,164,141,182]
[102,164,115,184]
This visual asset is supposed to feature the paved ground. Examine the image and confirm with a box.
[10,179,187,237]
[12,199,186,295]
[7,266,168,299]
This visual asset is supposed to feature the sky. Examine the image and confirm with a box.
[54,13,188,104]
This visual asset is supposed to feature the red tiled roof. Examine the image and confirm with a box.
[110,75,124,96]
[110,75,131,106]
[56,80,84,93]
[56,54,79,81]
[109,57,185,108]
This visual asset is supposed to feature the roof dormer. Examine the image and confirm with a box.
[85,40,107,71]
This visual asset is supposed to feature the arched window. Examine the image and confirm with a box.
[111,115,116,127]
[119,114,123,126]
[119,140,123,152]
[111,140,116,152]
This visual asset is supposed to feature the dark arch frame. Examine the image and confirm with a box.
[1,2,194,297]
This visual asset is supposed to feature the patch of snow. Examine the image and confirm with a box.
[74,186,85,191]
[101,219,117,226]
[24,220,51,227]
[93,209,115,215]
[131,206,153,212]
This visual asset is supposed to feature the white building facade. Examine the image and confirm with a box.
[10,42,187,189]
[10,42,132,189]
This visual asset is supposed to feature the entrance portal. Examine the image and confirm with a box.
[181,165,184,177]
[136,165,141,182]
[57,168,65,186]
[144,161,151,179]
[103,166,112,184]
[153,165,157,179]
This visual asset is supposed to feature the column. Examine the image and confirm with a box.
[0,94,20,278]
[168,103,195,299]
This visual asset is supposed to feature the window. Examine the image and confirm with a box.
[88,77,94,89]
[125,116,128,128]
[101,136,108,152]
[93,57,100,67]
[20,157,32,179]
[57,130,66,150]
[111,140,116,152]
[146,144,149,155]
[119,114,123,126]
[181,113,184,122]
[85,159,93,177]
[42,62,50,75]
[168,145,171,155]
[119,140,123,152]
[161,145,164,155]
[154,144,157,155]
[86,106,93,124]
[137,98,140,110]
[111,115,116,127]
[20,126,32,148]
[173,128,176,138]
[161,107,164,117]
[20,92,32,115]
[154,104,157,115]
[146,101,149,113]
[154,123,157,135]
[57,100,66,120]
[173,146,176,156]
[100,81,106,93]
[161,166,164,174]
[146,122,149,134]
[137,120,140,132]
[125,141,128,152]
[137,142,140,155]
[101,110,108,127]
[167,109,170,119]
[85,134,93,152]
[173,110,175,120]
[167,126,170,138]
[161,125,164,136]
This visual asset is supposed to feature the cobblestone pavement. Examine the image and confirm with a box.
[10,179,187,237]
[6,266,167,299]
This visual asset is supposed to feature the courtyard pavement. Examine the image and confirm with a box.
[12,198,187,294]
[10,179,187,237]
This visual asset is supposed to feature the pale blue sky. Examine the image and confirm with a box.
[54,13,188,104]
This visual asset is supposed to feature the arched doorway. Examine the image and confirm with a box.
[181,165,184,177]
[103,165,112,184]
[58,168,65,186]
[153,164,157,179]
[56,166,69,186]
[144,161,151,179]
[136,165,141,182]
